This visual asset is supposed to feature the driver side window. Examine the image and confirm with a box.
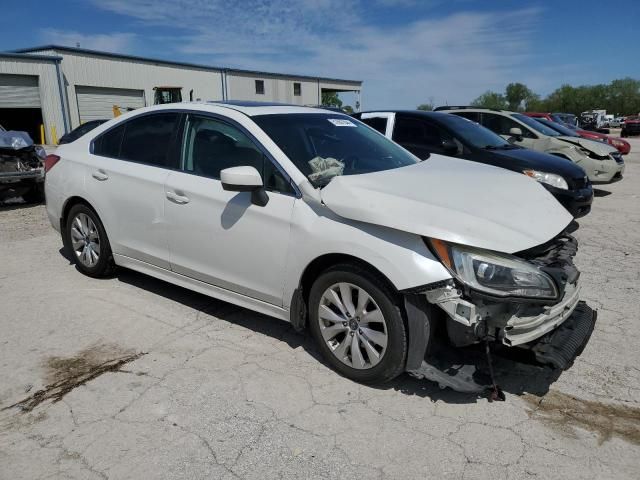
[181,114,294,194]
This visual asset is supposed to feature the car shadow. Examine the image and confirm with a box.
[594,188,612,197]
[107,266,567,404]
[0,197,42,210]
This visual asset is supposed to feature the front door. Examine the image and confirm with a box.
[164,113,297,306]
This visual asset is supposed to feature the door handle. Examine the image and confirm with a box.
[166,191,190,204]
[91,170,109,181]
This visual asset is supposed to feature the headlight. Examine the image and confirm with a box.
[611,139,625,147]
[523,170,568,190]
[429,239,558,300]
[34,145,47,160]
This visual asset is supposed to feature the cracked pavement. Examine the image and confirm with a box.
[1,137,639,479]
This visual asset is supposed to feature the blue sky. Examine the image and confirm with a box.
[2,0,639,109]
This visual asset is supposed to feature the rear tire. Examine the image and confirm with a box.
[308,264,407,384]
[64,204,115,278]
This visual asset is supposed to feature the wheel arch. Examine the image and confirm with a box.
[60,195,98,231]
[289,253,400,332]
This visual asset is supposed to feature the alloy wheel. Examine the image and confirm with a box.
[317,282,388,370]
[70,213,101,268]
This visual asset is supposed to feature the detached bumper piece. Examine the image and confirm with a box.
[519,301,596,370]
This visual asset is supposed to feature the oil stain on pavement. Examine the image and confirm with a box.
[524,389,640,445]
[2,343,145,413]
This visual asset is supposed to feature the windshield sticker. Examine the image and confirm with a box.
[328,118,357,127]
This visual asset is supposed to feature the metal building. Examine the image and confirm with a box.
[1,45,362,144]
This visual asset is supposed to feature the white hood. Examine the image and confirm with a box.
[557,136,616,156]
[320,155,573,253]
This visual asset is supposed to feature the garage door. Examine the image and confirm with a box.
[76,86,145,122]
[0,74,40,108]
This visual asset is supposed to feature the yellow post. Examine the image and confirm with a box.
[40,124,45,145]
[113,105,121,117]
[51,126,58,145]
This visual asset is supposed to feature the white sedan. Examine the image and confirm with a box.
[44,101,594,385]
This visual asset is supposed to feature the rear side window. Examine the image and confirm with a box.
[481,113,535,138]
[93,124,125,158]
[453,111,480,122]
[120,113,179,167]
[392,116,442,146]
[360,117,388,134]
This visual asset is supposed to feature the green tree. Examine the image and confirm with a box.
[470,91,507,109]
[417,103,434,111]
[321,91,342,108]
[505,82,536,111]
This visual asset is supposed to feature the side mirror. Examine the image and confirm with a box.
[221,166,268,206]
[509,127,523,141]
[441,139,458,155]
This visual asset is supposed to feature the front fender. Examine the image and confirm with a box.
[283,200,451,309]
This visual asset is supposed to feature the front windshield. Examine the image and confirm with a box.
[436,113,510,149]
[513,113,561,137]
[253,113,419,187]
[534,118,579,137]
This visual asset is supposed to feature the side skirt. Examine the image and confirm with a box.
[113,254,290,322]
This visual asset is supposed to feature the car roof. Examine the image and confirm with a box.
[358,110,453,119]
[436,107,519,115]
[206,101,340,116]
[104,102,347,122]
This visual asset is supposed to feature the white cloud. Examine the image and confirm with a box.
[40,29,135,53]
[89,0,541,108]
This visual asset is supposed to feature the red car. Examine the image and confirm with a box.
[525,112,631,155]
[622,116,640,137]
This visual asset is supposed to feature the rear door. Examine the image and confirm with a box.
[87,112,180,269]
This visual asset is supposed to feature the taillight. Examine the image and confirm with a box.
[44,154,61,173]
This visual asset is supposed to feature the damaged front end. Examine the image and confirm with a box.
[404,233,596,395]
[0,131,45,199]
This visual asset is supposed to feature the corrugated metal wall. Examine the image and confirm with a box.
[0,56,65,144]
[225,72,321,105]
[3,48,362,143]
[0,74,40,108]
[75,86,145,122]
[33,49,224,128]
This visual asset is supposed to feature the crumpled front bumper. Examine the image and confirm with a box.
[503,282,581,346]
[519,301,596,369]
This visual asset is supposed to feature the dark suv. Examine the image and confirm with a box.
[354,110,593,218]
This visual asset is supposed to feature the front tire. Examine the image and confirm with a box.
[308,264,407,384]
[64,204,115,278]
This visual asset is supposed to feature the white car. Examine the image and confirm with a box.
[44,102,595,385]
[437,107,624,184]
